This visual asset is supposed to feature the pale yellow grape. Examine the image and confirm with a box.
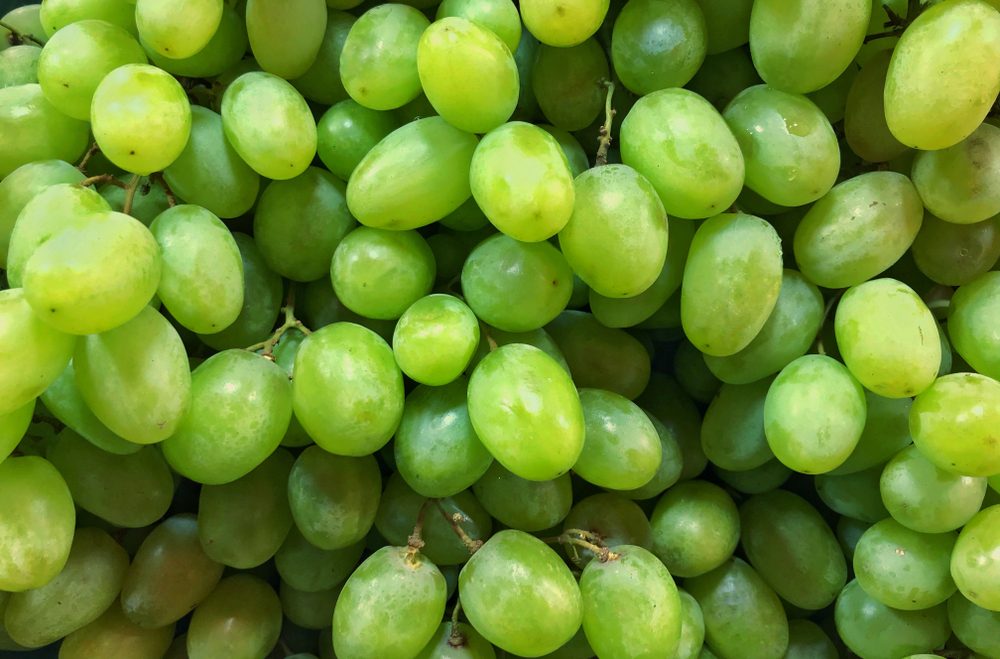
[135,0,223,59]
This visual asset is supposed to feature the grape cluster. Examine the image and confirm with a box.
[1,0,1000,657]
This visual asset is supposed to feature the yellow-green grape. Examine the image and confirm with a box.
[696,0,752,53]
[417,17,518,134]
[764,355,868,474]
[911,123,1000,225]
[39,0,136,37]
[291,10,355,104]
[844,50,908,163]
[470,121,575,242]
[650,480,740,577]
[0,400,33,463]
[221,71,317,180]
[317,99,400,181]
[392,294,480,386]
[0,84,88,179]
[793,171,924,289]
[57,605,174,659]
[346,117,477,230]
[0,288,75,416]
[145,4,247,78]
[135,0,222,59]
[611,0,707,94]
[949,271,1000,379]
[749,0,870,93]
[887,0,1000,150]
[573,388,662,490]
[912,213,1000,286]
[835,580,950,659]
[910,372,1000,477]
[674,589,706,659]
[0,456,75,592]
[186,575,282,659]
[246,0,327,79]
[952,505,1000,611]
[36,19,146,120]
[436,0,521,52]
[620,88,744,219]
[0,43,40,86]
[614,411,684,500]
[559,164,668,299]
[473,462,573,531]
[949,591,1000,657]
[21,210,161,335]
[531,39,608,132]
[520,0,609,46]
[339,4,429,110]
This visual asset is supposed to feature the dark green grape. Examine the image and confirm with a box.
[844,50,908,163]
[186,574,282,659]
[815,465,890,523]
[828,391,912,476]
[612,410,684,500]
[783,619,838,659]
[611,0,707,94]
[700,377,774,472]
[948,591,1000,658]
[472,461,573,531]
[650,480,740,577]
[275,526,364,593]
[834,580,950,659]
[532,38,609,131]
[685,46,763,112]
[636,373,707,481]
[573,388,661,490]
[715,459,792,495]
[316,99,400,182]
[57,604,174,659]
[836,516,873,561]
[911,213,1000,287]
[291,10,355,105]
[280,581,341,631]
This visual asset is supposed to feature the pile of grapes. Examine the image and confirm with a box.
[2,0,1000,656]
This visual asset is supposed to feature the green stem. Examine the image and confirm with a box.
[244,288,312,360]
[76,142,100,173]
[121,174,142,216]
[150,172,177,208]
[79,173,125,190]
[594,80,617,167]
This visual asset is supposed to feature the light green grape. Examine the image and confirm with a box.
[316,99,400,181]
[884,0,1000,150]
[472,461,573,531]
[346,116,477,231]
[186,574,282,659]
[57,604,174,659]
[675,589,706,659]
[291,10,354,104]
[246,0,327,78]
[0,84,88,178]
[573,388,661,490]
[835,580,950,658]
[135,0,222,59]
[0,400,33,463]
[620,88,744,219]
[650,480,740,578]
[221,71,317,180]
[144,4,247,77]
[844,50,908,163]
[911,213,1000,286]
[275,526,364,592]
[0,160,83,269]
[829,391,911,476]
[611,0,707,94]
[520,0,608,46]
[532,39,608,131]
[540,124,590,176]
[467,343,584,481]
[816,465,890,523]
[436,0,520,52]
[951,505,1000,611]
[700,377,774,471]
[949,591,1000,658]
[949,271,1000,380]
[415,621,496,659]
[392,294,479,385]
[39,0,136,37]
[911,122,1000,225]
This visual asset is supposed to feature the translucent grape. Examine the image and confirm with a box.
[948,271,1000,380]
[245,0,327,79]
[0,400,32,463]
[951,505,1000,611]
[613,411,684,500]
[0,160,83,269]
[573,388,661,490]
[611,0,707,94]
[316,99,399,181]
[436,0,521,52]
[135,0,222,59]
[650,480,740,577]
[520,0,608,46]
[187,574,282,659]
[835,580,950,658]
[39,0,136,37]
[472,461,573,531]
[144,4,247,78]
[392,294,479,385]
[0,84,88,178]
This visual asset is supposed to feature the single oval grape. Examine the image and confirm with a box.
[275,526,364,592]
[520,0,608,47]
[948,591,1000,658]
[611,0,707,94]
[844,50,908,163]
[186,574,282,659]
[835,579,950,658]
[436,0,521,52]
[949,271,1000,380]
[135,0,223,60]
[951,505,1000,611]
[650,480,740,578]
[573,388,662,490]
[911,122,1000,224]
[57,604,174,659]
[144,3,247,78]
[316,99,400,181]
[911,213,1000,287]
[700,377,775,472]
[0,84,89,179]
[392,294,480,386]
[472,461,573,531]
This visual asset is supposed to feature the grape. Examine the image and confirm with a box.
[952,505,1000,611]
[806,61,858,124]
[686,46,763,112]
[339,4,429,110]
[674,339,722,403]
[949,271,1000,380]
[532,39,609,132]
[681,213,783,357]
[186,574,282,659]
[837,516,872,561]
[700,377,775,472]
[783,620,838,659]
[835,580,950,658]
[162,105,261,219]
[467,343,584,481]
[912,213,1000,286]
[828,392,912,480]
[470,121,575,242]
[519,0,608,47]
[144,4,247,78]
[415,621,496,659]
[436,0,521,53]
[749,0,870,94]
[0,161,83,270]
[459,530,582,656]
[280,581,341,630]
[816,465,890,523]
[285,447,375,548]
[0,84,88,179]
[948,592,1000,658]
[220,71,317,180]
[541,125,590,177]
[42,366,140,456]
[715,459,792,495]
[38,0,136,38]
[57,604,175,659]
[135,0,223,59]
[392,295,480,385]
[275,526,364,592]
[291,10,354,105]
[346,116,477,231]
[694,0,751,53]
[0,400,33,463]
[245,0,327,79]
[911,122,1000,224]
[613,411,684,500]
[685,558,789,659]
[3,527,128,648]
[561,494,653,567]
[472,461,573,531]
[1,5,45,47]
[650,480,740,577]
[674,590,706,659]
[844,50,908,163]
[573,388,661,489]
[910,372,1000,477]
[511,29,540,121]
[46,428,173,528]
[884,0,1000,150]
[333,546,446,659]
[316,100,399,181]
[611,0,707,94]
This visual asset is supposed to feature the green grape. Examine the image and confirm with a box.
[290,10,354,104]
[764,355,867,474]
[783,619,837,659]
[704,269,824,385]
[0,84,88,178]
[186,574,282,659]
[611,0,707,94]
[613,411,684,500]
[952,505,1000,611]
[280,581,341,630]
[334,546,446,659]
[275,526,364,592]
[949,271,1000,380]
[221,71,317,180]
[57,604,174,659]
[162,350,292,484]
[346,116,477,231]
[511,29,540,121]
[837,516,873,560]
[723,85,839,206]
[715,459,792,495]
[459,530,582,656]
[807,59,858,124]
[580,545,682,659]
[685,558,789,659]
[561,494,653,568]
[531,39,608,132]
[90,64,191,174]
[0,160,83,269]
[749,0,869,93]
[0,400,33,463]
[39,0,136,37]
[121,514,223,628]
[436,0,520,52]
[911,123,1000,224]
[472,462,572,531]
[793,171,923,288]
[375,473,492,566]
[331,226,435,319]
[844,50,908,163]
[912,213,1000,286]
[46,428,172,527]
[470,121,575,242]
[1,5,45,47]
[135,0,222,59]
[681,213,783,357]
[572,388,661,490]
[245,0,326,78]
[520,0,608,46]
[620,88,743,219]
[96,178,167,226]
[198,449,294,568]
[695,0,752,53]
[835,580,950,658]
[540,125,590,176]
[467,343,584,481]
[559,165,667,298]
[0,456,75,591]
[0,288,75,416]
[700,377,774,471]
[830,391,912,475]
[675,590,706,659]
[816,465,890,522]
[466,323,569,373]
[144,4,247,77]
[853,517,957,610]
[287,446,381,549]
[949,591,1000,658]
[162,105,261,219]
[392,294,479,385]
[675,340,720,404]
[650,480,739,577]
[416,621,496,659]
[910,372,1000,476]
[317,100,400,181]
[685,46,763,112]
[339,4,428,110]
[292,322,404,456]
[36,19,145,121]
[884,0,1000,150]
[4,527,128,648]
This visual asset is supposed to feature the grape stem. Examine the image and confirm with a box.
[407,499,431,556]
[150,172,177,208]
[76,143,100,173]
[78,174,126,190]
[244,288,313,361]
[447,600,466,648]
[121,174,142,216]
[433,500,484,554]
[594,80,617,167]
[0,19,44,47]
[865,0,924,42]
[544,528,620,562]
